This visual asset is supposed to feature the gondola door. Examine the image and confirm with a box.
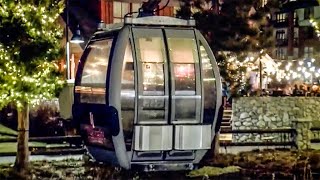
[165,29,211,151]
[132,28,172,153]
[132,27,212,157]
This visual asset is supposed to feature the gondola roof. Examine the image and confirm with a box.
[90,16,196,41]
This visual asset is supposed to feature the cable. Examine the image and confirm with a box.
[124,11,139,18]
[154,0,170,12]
[124,0,170,18]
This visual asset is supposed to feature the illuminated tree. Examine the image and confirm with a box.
[0,0,65,175]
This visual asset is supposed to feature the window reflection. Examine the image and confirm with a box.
[121,42,135,150]
[142,63,164,93]
[200,45,217,124]
[173,64,195,92]
[139,37,164,63]
[169,38,196,63]
[81,40,112,85]
[168,38,197,93]
[167,37,199,122]
[137,36,166,123]
[78,39,112,104]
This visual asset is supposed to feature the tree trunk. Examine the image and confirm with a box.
[14,102,30,176]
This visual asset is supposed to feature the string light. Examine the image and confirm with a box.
[310,19,320,38]
[0,0,66,110]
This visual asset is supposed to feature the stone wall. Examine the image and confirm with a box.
[232,97,320,145]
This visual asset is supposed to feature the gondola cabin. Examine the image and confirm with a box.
[73,15,223,171]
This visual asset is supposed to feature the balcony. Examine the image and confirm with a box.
[273,19,289,28]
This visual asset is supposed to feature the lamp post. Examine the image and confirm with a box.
[66,0,70,79]
[66,0,84,79]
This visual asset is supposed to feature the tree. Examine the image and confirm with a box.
[177,0,279,158]
[177,0,279,93]
[0,0,65,176]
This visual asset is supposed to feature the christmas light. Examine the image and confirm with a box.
[0,0,66,110]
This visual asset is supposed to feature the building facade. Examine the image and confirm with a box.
[271,0,320,61]
[64,0,181,79]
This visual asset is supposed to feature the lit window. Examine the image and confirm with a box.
[276,48,286,60]
[276,30,286,46]
[276,13,287,23]
[276,30,286,40]
[304,47,313,58]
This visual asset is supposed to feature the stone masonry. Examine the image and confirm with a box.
[232,97,320,148]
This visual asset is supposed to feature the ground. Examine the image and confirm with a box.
[1,149,320,179]
[0,124,62,154]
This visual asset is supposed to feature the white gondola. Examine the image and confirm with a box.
[73,12,223,171]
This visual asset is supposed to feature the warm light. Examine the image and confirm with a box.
[307,62,312,67]
[292,72,298,79]
[302,67,306,72]
[285,65,290,71]
[304,72,311,78]
[310,67,315,72]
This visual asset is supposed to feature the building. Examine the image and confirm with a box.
[271,0,319,61]
[63,0,183,79]
[269,0,320,84]
[63,0,320,83]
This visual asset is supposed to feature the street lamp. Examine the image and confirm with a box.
[66,0,84,79]
[70,25,84,44]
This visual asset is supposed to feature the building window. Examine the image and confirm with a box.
[276,30,286,40]
[294,28,299,46]
[304,8,314,19]
[276,13,287,23]
[113,2,141,23]
[276,48,286,60]
[276,30,286,46]
[293,48,299,59]
[304,47,313,58]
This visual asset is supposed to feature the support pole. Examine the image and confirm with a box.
[259,60,263,90]
[66,0,70,79]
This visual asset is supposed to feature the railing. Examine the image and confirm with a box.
[0,135,82,144]
[1,127,317,156]
[220,128,297,148]
[0,135,84,156]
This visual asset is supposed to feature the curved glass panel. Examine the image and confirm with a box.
[76,39,113,104]
[121,42,135,150]
[138,36,166,122]
[200,44,217,124]
[167,37,200,122]
[130,28,168,124]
